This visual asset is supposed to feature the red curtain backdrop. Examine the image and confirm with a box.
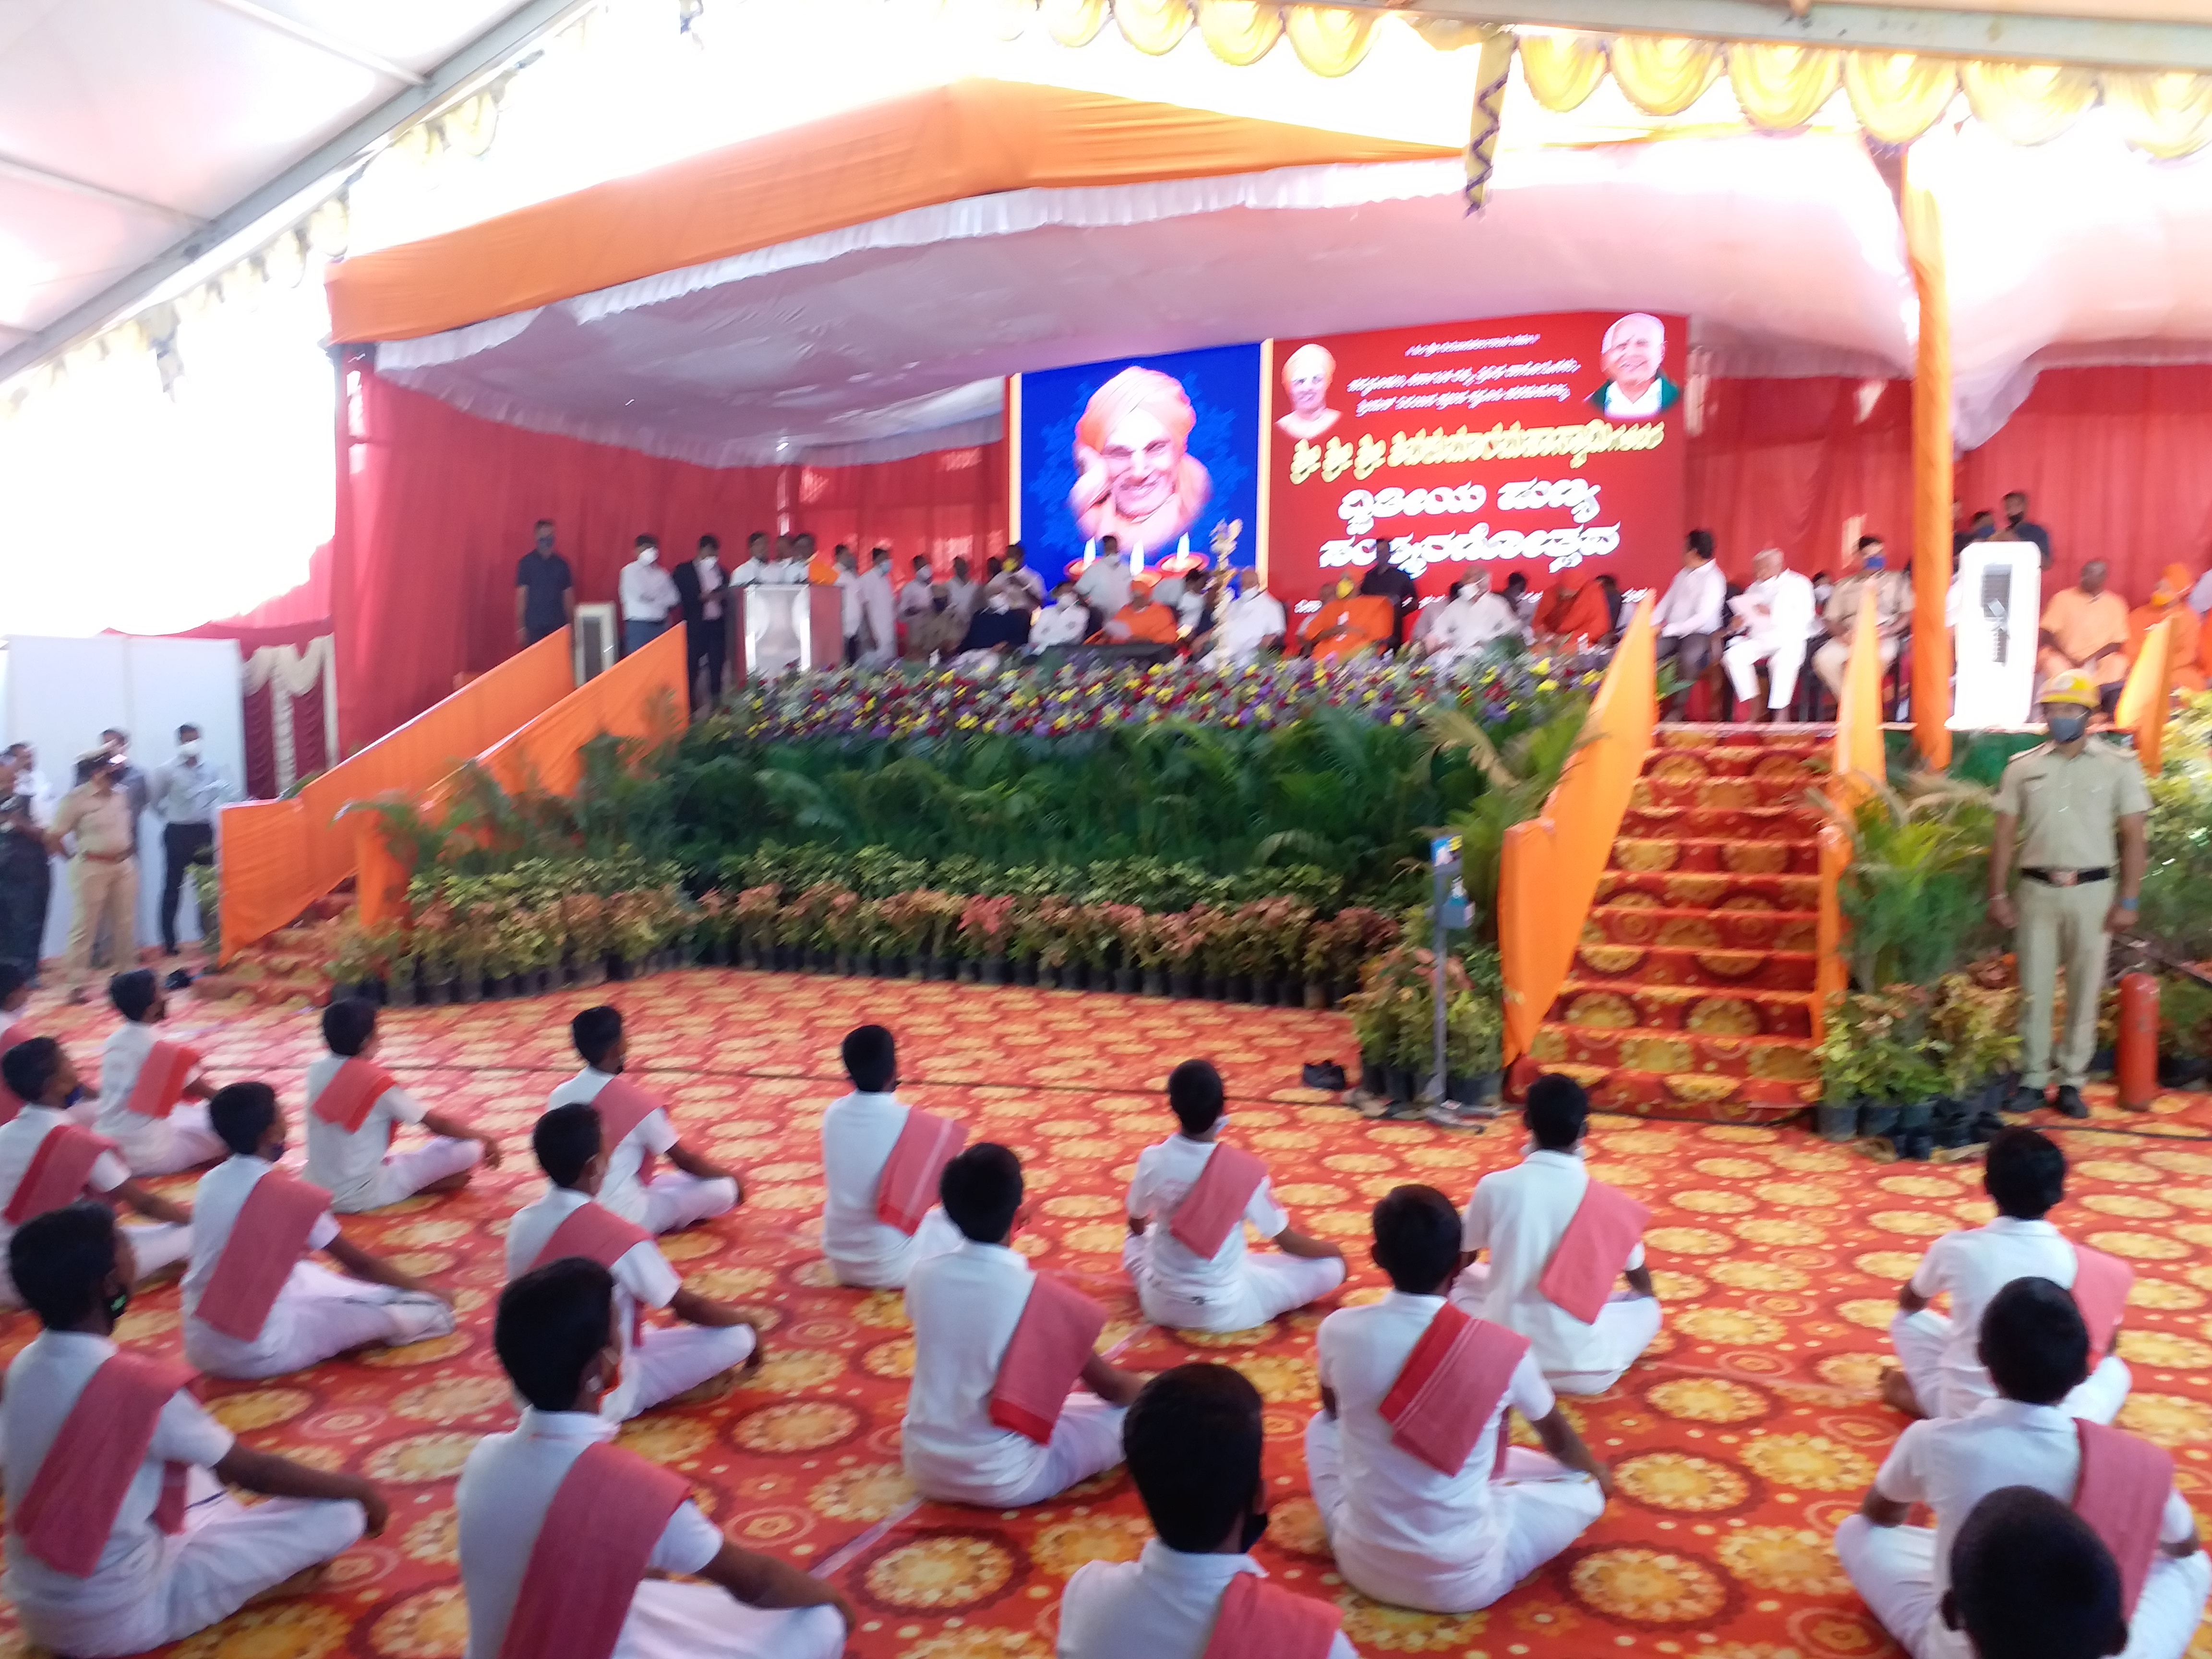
[335,363,1006,747]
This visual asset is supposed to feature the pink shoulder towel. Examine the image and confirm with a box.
[2070,1244,2134,1358]
[2074,1419,2173,1616]
[194,1167,333,1341]
[12,1352,194,1576]
[1378,1303,1532,1477]
[1200,1569,1344,1659]
[876,1107,966,1235]
[312,1058,398,1134]
[989,1273,1108,1443]
[589,1076,665,1186]
[1537,1179,1652,1325]
[1168,1143,1268,1258]
[530,1201,657,1338]
[124,1039,201,1119]
[495,1440,689,1659]
[4,1123,117,1225]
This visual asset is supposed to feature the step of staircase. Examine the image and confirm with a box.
[1529,724,1831,1122]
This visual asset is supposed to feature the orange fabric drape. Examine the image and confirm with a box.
[219,629,576,958]
[1903,160,1953,770]
[478,625,689,799]
[2116,615,2174,778]
[326,79,1457,343]
[1499,600,1657,1065]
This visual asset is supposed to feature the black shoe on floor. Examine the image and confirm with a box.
[2055,1085,2090,1119]
[164,969,193,992]
[2003,1085,2047,1115]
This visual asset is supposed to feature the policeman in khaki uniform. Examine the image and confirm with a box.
[1988,670,2151,1118]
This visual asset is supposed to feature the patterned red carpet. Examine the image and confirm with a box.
[6,968,2212,1659]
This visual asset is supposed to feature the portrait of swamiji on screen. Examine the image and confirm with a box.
[1068,366,1214,552]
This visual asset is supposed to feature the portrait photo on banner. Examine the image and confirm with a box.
[1265,312,1687,604]
[1011,343,1262,586]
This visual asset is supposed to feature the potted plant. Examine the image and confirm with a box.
[958,895,1017,984]
[1096,904,1147,993]
[820,890,865,974]
[1444,987,1504,1104]
[914,891,964,981]
[732,885,781,970]
[690,888,733,966]
[414,902,458,1003]
[560,893,612,986]
[1125,911,1171,996]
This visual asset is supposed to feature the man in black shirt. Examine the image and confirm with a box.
[1358,543,1420,649]
[514,519,576,647]
[2001,492,2052,567]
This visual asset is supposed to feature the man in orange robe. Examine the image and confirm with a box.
[1104,583,1181,647]
[1532,576,1611,647]
[2127,563,2207,694]
[1301,578,1393,664]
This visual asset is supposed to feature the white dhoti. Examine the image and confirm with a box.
[8,1469,365,1659]
[1889,1308,2131,1423]
[643,1172,740,1236]
[1450,1264,1661,1395]
[183,1262,456,1379]
[121,1103,227,1176]
[1304,1414,1604,1613]
[613,1584,846,1659]
[1121,1236,1346,1333]
[333,1135,485,1214]
[624,1322,759,1419]
[908,1393,1128,1508]
[1724,633,1806,712]
[1836,1514,2210,1659]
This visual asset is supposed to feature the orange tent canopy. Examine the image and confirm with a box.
[326,78,1457,344]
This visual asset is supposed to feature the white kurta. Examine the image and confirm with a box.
[855,566,898,666]
[1122,1135,1345,1333]
[903,1239,1125,1506]
[93,1021,222,1176]
[1210,593,1289,665]
[0,1106,189,1307]
[817,1092,962,1288]
[1454,1150,1660,1393]
[1058,1541,1361,1659]
[1030,601,1092,648]
[1,1330,365,1657]
[1836,1398,2207,1659]
[505,1186,754,1420]
[1723,570,1817,711]
[1425,594,1521,666]
[303,1054,481,1213]
[1652,560,1727,639]
[458,1407,845,1659]
[181,1155,451,1379]
[1307,1291,1602,1612]
[545,1068,736,1234]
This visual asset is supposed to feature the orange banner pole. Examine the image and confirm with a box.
[1903,154,1954,772]
[2114,614,2173,778]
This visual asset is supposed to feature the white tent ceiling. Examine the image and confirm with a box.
[0,0,545,353]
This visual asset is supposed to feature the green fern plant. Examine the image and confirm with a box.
[1815,775,1996,990]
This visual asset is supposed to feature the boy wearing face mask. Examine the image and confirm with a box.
[1989,671,2151,1118]
[148,724,231,958]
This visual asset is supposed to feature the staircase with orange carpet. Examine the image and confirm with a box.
[1526,724,1830,1120]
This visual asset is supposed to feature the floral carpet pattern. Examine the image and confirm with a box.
[6,968,2212,1659]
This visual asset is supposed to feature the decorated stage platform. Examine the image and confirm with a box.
[7,967,2212,1659]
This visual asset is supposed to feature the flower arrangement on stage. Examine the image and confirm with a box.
[719,652,1604,745]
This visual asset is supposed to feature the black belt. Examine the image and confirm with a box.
[2022,867,2111,887]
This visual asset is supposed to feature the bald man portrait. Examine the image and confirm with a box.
[1277,343,1343,442]
[1588,313,1680,423]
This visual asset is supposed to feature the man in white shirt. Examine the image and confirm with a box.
[1652,531,1728,712]
[898,553,937,620]
[1722,546,1817,721]
[0,1037,191,1307]
[904,1143,1145,1506]
[1209,579,1289,667]
[183,1083,454,1379]
[618,535,679,658]
[1837,1278,2208,1659]
[1308,1186,1610,1613]
[92,968,222,1175]
[1813,536,1913,697]
[305,998,498,1212]
[1453,1075,1660,1394]
[459,1258,850,1659]
[1076,535,1134,635]
[855,546,899,669]
[1123,1060,1345,1333]
[947,555,980,628]
[984,545,1049,614]
[3,1203,385,1659]
[819,1024,963,1287]
[1424,576,1521,671]
[1059,1363,1359,1659]
[4,743,54,827]
[1032,582,1094,649]
[1881,1128,2129,1424]
[507,1104,761,1421]
[547,1005,740,1234]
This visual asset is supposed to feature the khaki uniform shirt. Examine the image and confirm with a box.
[1824,569,1911,637]
[48,785,134,858]
[1993,738,2151,871]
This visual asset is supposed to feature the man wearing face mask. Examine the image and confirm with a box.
[617,536,678,658]
[149,725,231,958]
[1989,671,2151,1119]
[1812,536,1911,699]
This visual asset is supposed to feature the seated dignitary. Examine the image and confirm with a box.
[819,1023,964,1288]
[2,1202,386,1658]
[457,1257,852,1659]
[904,1142,1145,1506]
[1308,1185,1610,1612]
[305,998,500,1211]
[182,1081,455,1378]
[547,1004,740,1233]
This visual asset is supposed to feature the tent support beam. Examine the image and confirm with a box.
[1370,0,2212,74]
[193,0,430,88]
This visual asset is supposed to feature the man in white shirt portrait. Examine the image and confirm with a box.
[1208,576,1288,667]
[1722,546,1817,722]
[1423,575,1521,672]
[1652,530,1727,714]
[1587,313,1680,423]
[618,535,679,658]
[1031,581,1094,650]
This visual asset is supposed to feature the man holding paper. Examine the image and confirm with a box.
[1722,546,1817,721]
[1308,1185,1610,1613]
[1452,1074,1660,1394]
